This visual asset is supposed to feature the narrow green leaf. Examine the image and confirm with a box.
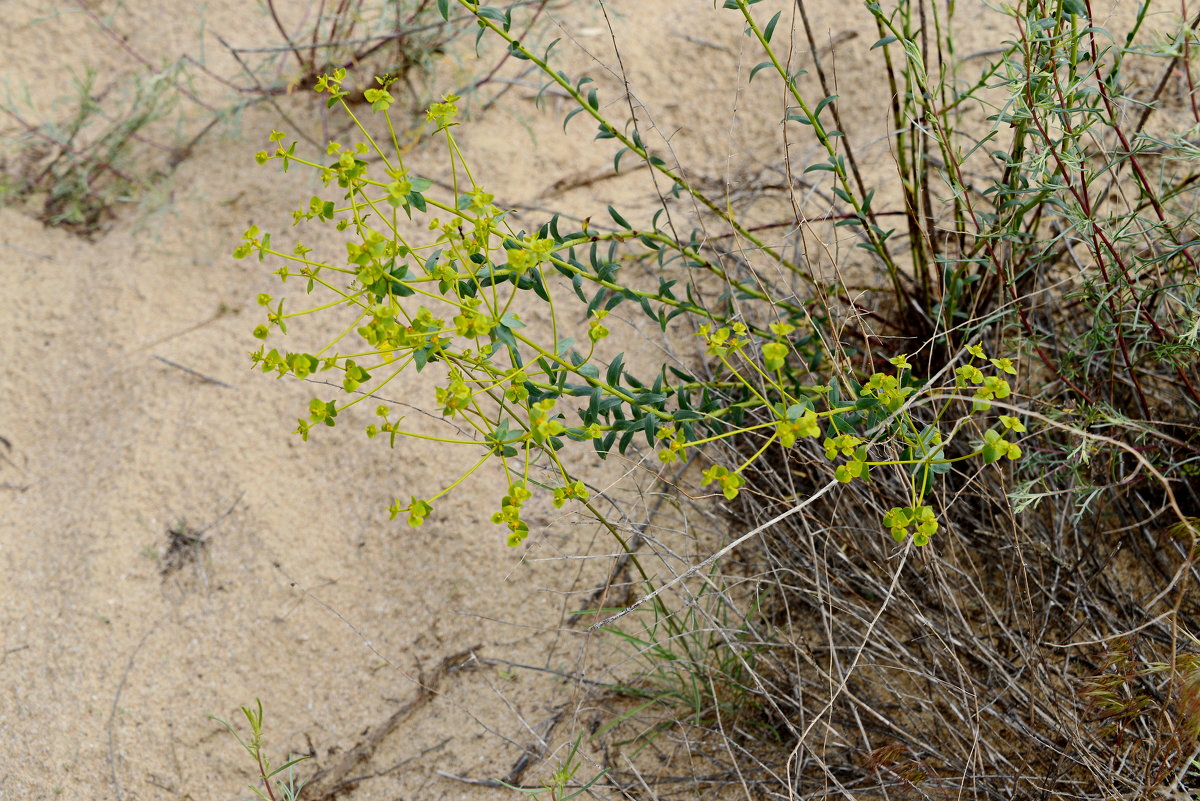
[608,205,632,229]
[563,106,585,132]
[764,11,781,42]
[814,94,839,119]
[265,755,310,779]
[749,61,775,83]
[643,413,657,446]
[607,353,625,387]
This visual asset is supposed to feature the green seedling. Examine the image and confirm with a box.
[211,699,309,801]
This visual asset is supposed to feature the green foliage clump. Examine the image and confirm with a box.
[242,60,1027,549]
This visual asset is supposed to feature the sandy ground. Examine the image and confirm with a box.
[0,0,1150,798]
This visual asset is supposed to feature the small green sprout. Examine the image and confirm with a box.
[210,699,309,801]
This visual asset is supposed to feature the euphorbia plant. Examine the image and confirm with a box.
[241,18,1028,550]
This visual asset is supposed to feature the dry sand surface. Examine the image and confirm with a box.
[0,0,1137,798]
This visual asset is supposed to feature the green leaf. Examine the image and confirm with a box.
[871,35,898,49]
[437,0,449,20]
[814,94,839,119]
[749,60,775,83]
[786,401,813,419]
[634,393,668,406]
[764,11,781,42]
[1061,0,1087,15]
[265,755,311,779]
[423,250,441,273]
[643,413,657,446]
[608,205,632,229]
[607,353,625,386]
[563,106,586,132]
